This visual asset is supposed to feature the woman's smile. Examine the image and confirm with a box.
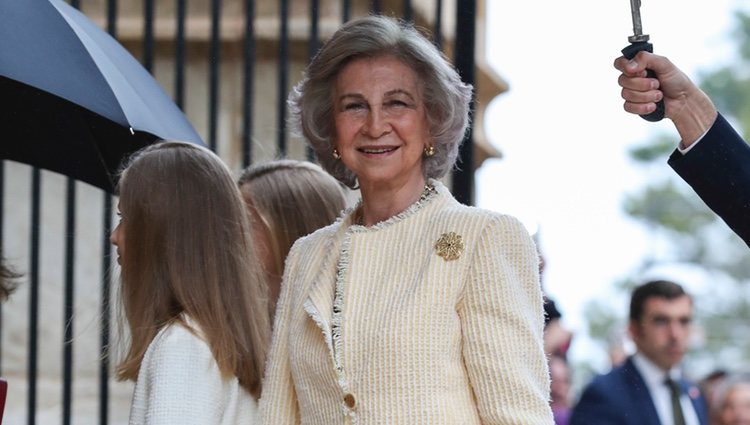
[358,145,399,156]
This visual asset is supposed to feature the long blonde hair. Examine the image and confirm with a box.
[238,159,347,315]
[114,141,269,397]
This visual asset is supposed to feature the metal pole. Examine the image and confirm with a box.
[175,0,187,109]
[62,179,75,425]
[342,0,351,23]
[209,0,222,152]
[276,0,289,157]
[27,168,41,425]
[306,0,320,161]
[451,0,476,205]
[433,0,443,49]
[403,0,412,22]
[143,0,155,72]
[242,0,256,167]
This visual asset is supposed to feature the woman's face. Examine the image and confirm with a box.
[333,55,431,191]
[110,203,125,265]
[720,383,750,425]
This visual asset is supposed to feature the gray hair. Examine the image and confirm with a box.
[289,15,474,189]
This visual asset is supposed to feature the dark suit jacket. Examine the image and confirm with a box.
[569,357,708,425]
[668,113,750,247]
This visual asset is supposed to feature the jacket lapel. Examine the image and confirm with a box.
[302,221,349,339]
[682,379,709,425]
[623,357,662,425]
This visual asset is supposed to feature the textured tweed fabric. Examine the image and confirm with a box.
[129,318,258,425]
[260,180,553,425]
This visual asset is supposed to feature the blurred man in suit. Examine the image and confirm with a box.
[570,280,708,425]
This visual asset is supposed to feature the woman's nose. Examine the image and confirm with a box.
[110,224,119,246]
[362,109,391,138]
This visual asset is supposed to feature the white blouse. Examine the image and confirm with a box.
[129,319,258,425]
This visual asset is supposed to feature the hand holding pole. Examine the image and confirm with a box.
[621,0,665,122]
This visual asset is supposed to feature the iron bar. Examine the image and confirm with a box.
[62,178,75,425]
[143,0,155,72]
[452,0,476,205]
[242,0,256,167]
[277,0,289,156]
[209,0,222,152]
[27,167,41,425]
[175,0,187,109]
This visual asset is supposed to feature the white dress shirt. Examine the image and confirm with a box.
[632,353,700,425]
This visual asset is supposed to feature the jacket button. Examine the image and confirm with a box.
[343,393,356,409]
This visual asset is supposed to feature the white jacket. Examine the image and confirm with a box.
[260,181,552,424]
[129,318,258,425]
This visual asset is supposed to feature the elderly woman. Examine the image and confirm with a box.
[259,15,553,424]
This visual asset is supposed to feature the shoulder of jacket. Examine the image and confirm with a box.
[588,363,632,390]
[148,321,210,360]
[289,220,341,252]
[435,202,527,232]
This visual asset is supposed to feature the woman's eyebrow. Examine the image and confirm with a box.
[337,93,365,102]
[384,89,415,100]
[337,89,416,103]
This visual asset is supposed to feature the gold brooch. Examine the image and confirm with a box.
[435,232,463,261]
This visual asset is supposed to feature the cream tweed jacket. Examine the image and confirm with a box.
[129,317,259,425]
[259,181,553,425]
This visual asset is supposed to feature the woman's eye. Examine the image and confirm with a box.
[386,100,408,108]
[344,102,365,111]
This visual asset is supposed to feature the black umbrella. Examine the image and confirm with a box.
[0,0,204,193]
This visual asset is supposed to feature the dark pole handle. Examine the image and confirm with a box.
[621,41,665,122]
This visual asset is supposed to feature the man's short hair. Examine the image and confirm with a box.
[629,280,689,322]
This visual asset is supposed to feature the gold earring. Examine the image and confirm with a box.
[332,148,341,160]
[424,145,435,157]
